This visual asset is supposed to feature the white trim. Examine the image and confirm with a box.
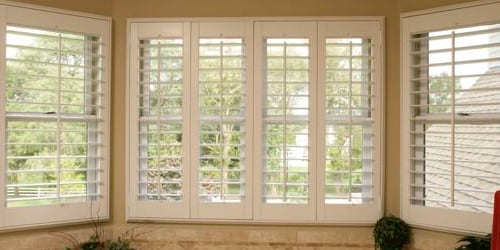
[0,0,110,22]
[400,0,500,18]
[128,16,384,23]
[0,4,6,229]
[401,0,500,34]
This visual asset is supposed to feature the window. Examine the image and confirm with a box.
[401,0,500,233]
[0,3,110,230]
[128,18,383,223]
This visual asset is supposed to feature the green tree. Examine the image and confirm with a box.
[428,72,455,113]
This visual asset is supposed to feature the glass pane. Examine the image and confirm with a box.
[139,39,183,117]
[6,121,90,207]
[324,38,374,204]
[137,38,185,201]
[6,26,98,115]
[5,25,102,207]
[264,123,309,204]
[418,123,500,212]
[414,24,500,115]
[198,38,246,203]
[263,38,310,205]
[139,123,183,201]
[411,24,500,213]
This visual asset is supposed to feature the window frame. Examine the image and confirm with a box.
[127,17,384,224]
[400,0,500,234]
[0,0,111,231]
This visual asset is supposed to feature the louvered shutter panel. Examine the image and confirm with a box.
[128,22,190,219]
[191,22,253,220]
[409,24,500,213]
[317,21,382,223]
[5,26,104,207]
[254,21,317,221]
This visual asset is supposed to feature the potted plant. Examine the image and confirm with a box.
[455,234,490,250]
[373,215,411,250]
[53,216,139,250]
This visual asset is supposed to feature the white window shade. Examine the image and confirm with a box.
[401,0,500,234]
[0,3,110,230]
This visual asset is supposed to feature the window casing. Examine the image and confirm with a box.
[128,18,383,223]
[401,0,500,234]
[0,2,110,230]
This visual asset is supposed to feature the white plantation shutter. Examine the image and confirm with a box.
[254,22,317,221]
[317,21,382,223]
[191,22,253,219]
[6,26,103,206]
[0,4,110,229]
[128,22,253,220]
[402,0,500,233]
[128,18,383,223]
[128,22,191,219]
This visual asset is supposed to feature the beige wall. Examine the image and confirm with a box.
[5,0,111,16]
[0,0,482,249]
